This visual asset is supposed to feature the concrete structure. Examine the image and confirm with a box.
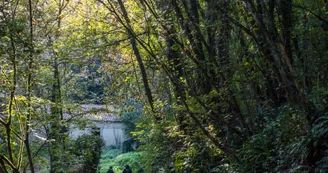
[98,122,124,146]
[0,104,125,147]
[67,104,125,147]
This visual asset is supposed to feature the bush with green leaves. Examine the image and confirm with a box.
[68,134,105,173]
[99,147,145,173]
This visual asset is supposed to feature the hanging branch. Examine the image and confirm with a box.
[7,27,17,167]
[0,155,16,172]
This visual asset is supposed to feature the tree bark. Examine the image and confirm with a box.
[26,0,35,172]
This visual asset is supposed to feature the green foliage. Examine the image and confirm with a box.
[99,147,145,173]
[65,57,108,104]
[1,0,328,172]
[101,146,122,160]
[121,101,143,137]
[68,134,105,173]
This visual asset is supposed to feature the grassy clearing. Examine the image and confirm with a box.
[99,147,145,173]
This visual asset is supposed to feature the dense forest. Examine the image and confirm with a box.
[0,0,328,172]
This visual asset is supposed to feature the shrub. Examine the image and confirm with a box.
[69,134,105,173]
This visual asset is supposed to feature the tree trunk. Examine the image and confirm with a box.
[49,1,65,172]
[25,0,35,172]
[117,0,155,113]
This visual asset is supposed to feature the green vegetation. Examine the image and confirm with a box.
[1,0,328,172]
[69,135,104,173]
[99,147,144,173]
